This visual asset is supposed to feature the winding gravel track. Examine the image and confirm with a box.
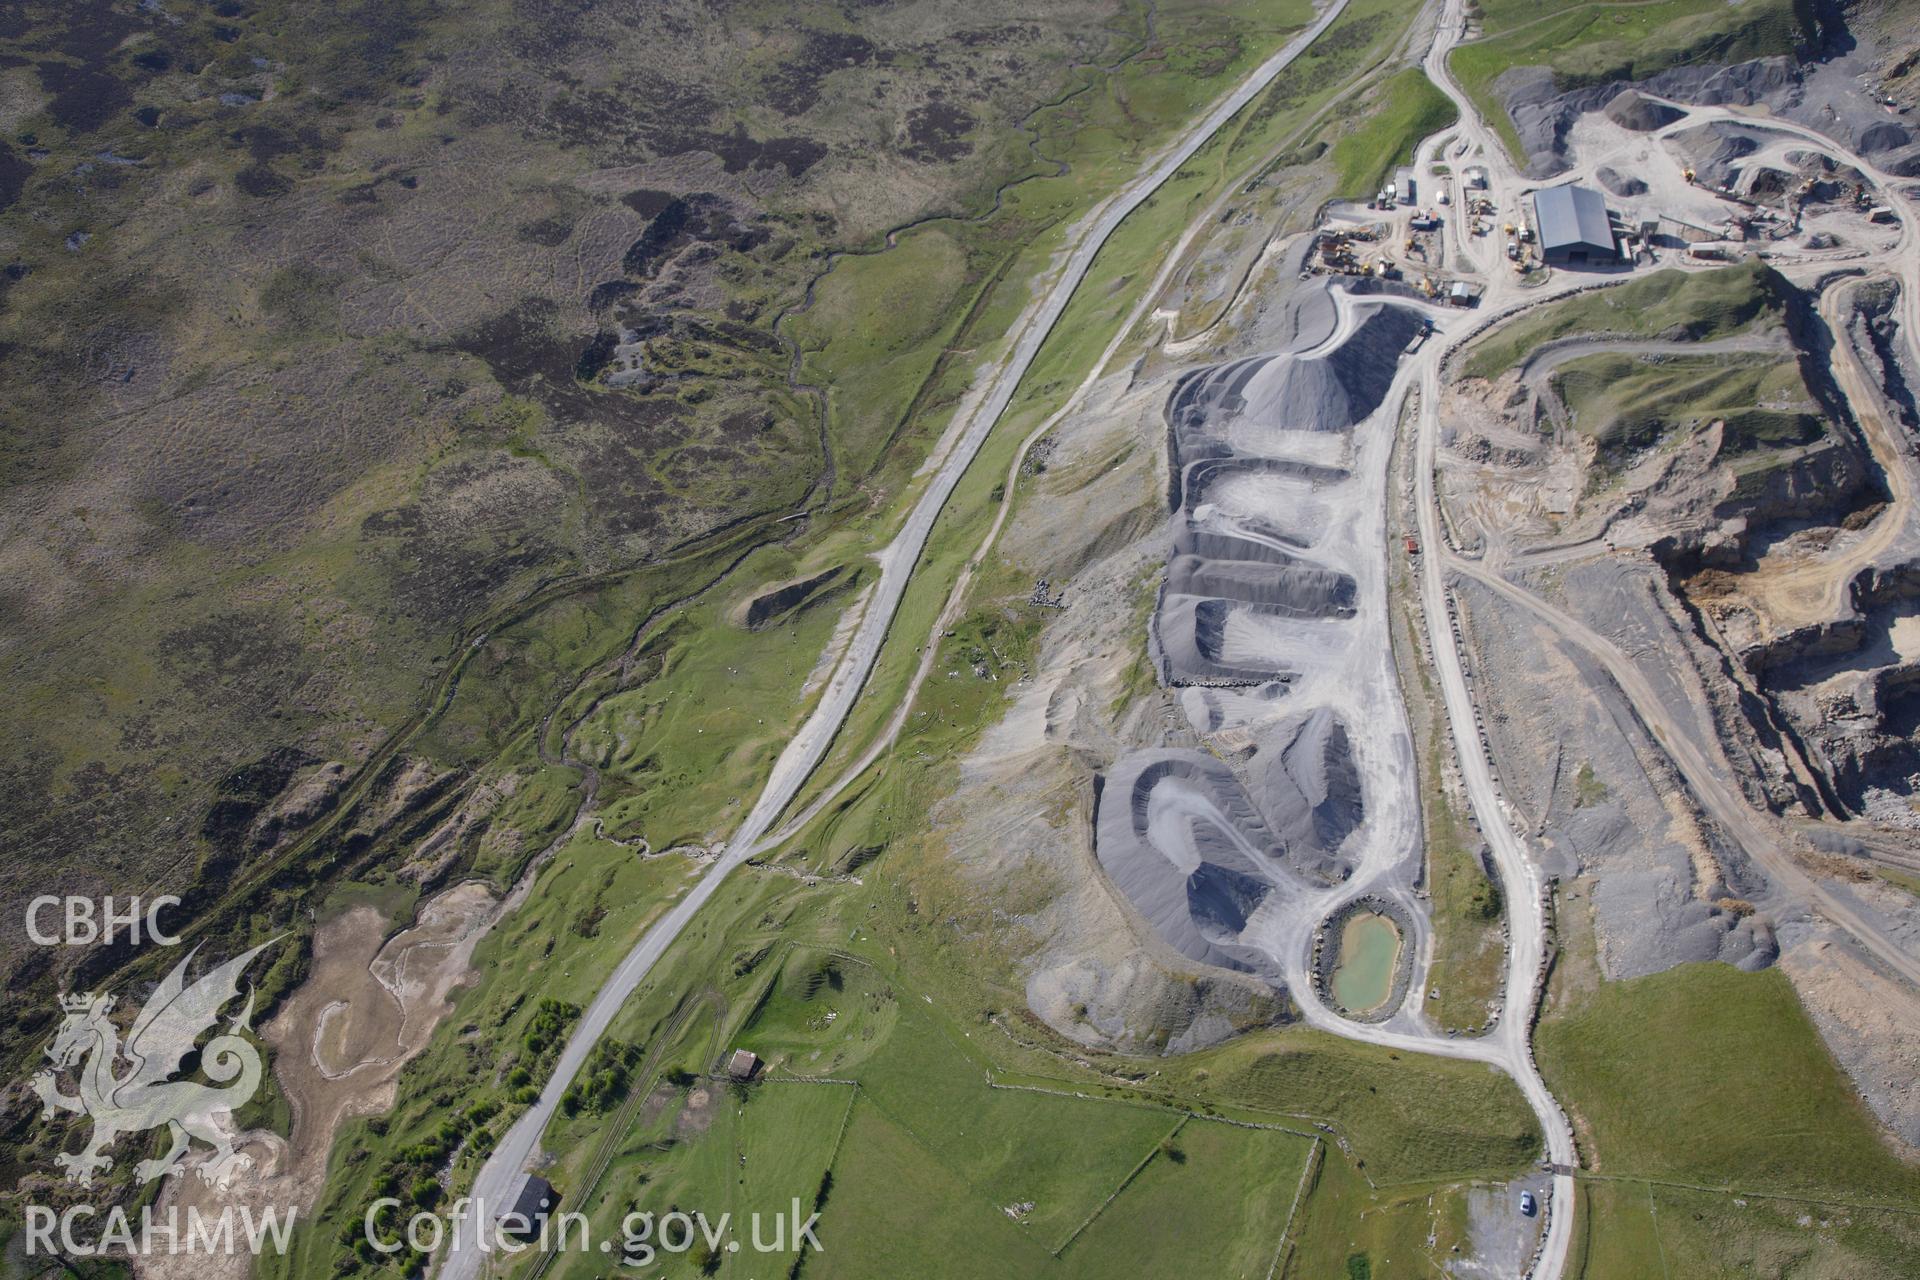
[1412,348,1578,1280]
[435,4,1356,1272]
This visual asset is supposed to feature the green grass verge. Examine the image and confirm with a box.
[1566,1176,1920,1278]
[1331,67,1458,197]
[1540,962,1920,1200]
[1386,474,1507,1034]
[1460,260,1793,381]
[1178,1033,1540,1184]
[1421,774,1507,1033]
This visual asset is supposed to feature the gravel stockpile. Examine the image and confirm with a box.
[1665,121,1767,191]
[1096,710,1371,973]
[1158,294,1422,688]
[1594,165,1648,198]
[1603,89,1684,133]
[1495,57,1801,178]
[1098,278,1427,992]
[1165,554,1358,620]
[1095,750,1288,977]
[1255,707,1365,881]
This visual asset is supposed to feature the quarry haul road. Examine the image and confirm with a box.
[1401,12,1920,1275]
[1414,361,1579,1280]
[1444,553,1920,994]
[1513,331,1785,384]
[437,3,1359,1272]
[1398,5,1580,1276]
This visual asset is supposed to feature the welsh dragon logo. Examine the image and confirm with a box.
[33,939,278,1187]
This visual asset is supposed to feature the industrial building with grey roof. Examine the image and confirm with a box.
[1533,184,1615,264]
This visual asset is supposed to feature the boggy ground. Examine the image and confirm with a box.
[0,0,1325,1080]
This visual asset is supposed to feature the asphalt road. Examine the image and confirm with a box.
[436,3,1357,1272]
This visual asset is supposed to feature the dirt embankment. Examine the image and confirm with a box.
[735,566,847,630]
[144,883,499,1280]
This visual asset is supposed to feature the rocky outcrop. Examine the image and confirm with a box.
[1848,280,1920,435]
[1717,436,1873,525]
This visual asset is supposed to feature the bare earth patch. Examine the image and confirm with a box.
[143,883,500,1280]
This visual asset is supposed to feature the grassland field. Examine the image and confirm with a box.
[1540,882,1920,1278]
[1331,67,1459,198]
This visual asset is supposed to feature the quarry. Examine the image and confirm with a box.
[13,2,1920,1278]
[942,6,1920,1268]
